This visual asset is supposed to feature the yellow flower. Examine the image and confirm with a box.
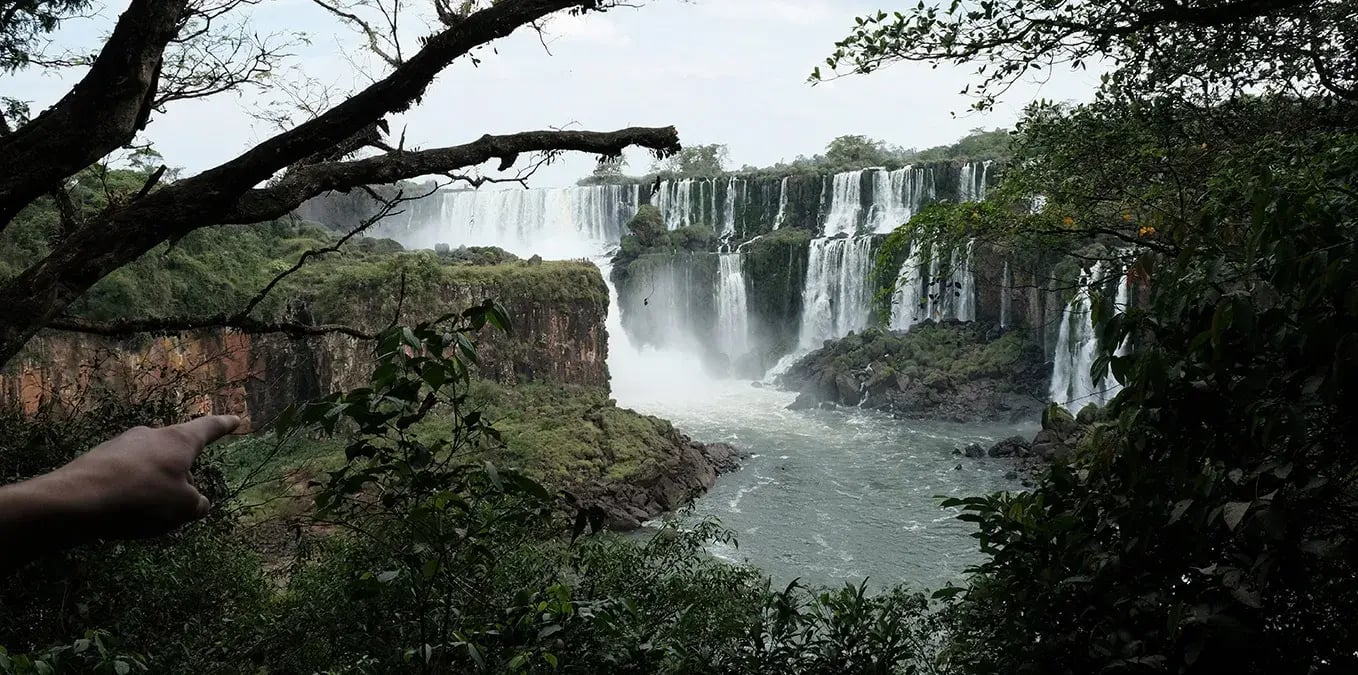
[1122,213,1133,222]
[1139,225,1157,237]
[1063,216,1075,226]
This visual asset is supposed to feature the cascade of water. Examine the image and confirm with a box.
[978,161,991,201]
[1050,262,1121,412]
[814,169,869,234]
[389,184,639,257]
[822,170,866,236]
[715,252,752,363]
[955,240,977,322]
[656,179,697,230]
[1000,260,1012,329]
[1113,267,1132,358]
[773,177,790,230]
[959,163,975,202]
[722,177,739,236]
[914,240,976,323]
[889,243,927,332]
[797,237,875,347]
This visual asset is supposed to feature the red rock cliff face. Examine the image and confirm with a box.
[0,263,610,430]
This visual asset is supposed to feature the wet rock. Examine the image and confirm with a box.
[587,436,749,532]
[1042,403,1080,435]
[1004,470,1019,480]
[962,443,986,458]
[834,373,861,402]
[988,435,1032,458]
[786,391,819,410]
[1076,403,1105,425]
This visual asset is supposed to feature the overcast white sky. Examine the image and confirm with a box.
[5,0,1101,187]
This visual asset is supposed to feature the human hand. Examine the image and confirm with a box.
[44,415,241,540]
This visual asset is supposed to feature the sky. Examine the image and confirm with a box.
[4,0,1102,187]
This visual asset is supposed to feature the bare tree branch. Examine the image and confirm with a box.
[225,126,679,222]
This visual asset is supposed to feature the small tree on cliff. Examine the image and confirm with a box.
[0,0,681,366]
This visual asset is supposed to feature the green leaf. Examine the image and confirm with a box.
[1222,501,1251,531]
[1168,499,1193,525]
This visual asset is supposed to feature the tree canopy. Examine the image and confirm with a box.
[819,0,1358,109]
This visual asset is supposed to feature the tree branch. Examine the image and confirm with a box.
[224,126,680,222]
[0,0,190,227]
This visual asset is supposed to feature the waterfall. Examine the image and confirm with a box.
[823,170,865,236]
[773,177,790,230]
[380,183,640,258]
[1049,262,1123,413]
[797,237,875,347]
[954,240,976,322]
[958,161,992,202]
[655,179,705,230]
[722,177,739,236]
[889,244,927,332]
[867,166,936,234]
[1112,265,1133,358]
[889,239,976,329]
[1000,260,1011,329]
[715,253,752,363]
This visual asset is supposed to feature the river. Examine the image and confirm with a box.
[609,334,1034,590]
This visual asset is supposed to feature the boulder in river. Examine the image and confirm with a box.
[988,435,1032,458]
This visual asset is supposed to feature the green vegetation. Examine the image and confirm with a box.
[650,144,730,178]
[577,129,1012,188]
[430,381,681,486]
[612,205,717,273]
[803,323,1038,390]
[783,322,1047,421]
[1,318,944,673]
[831,0,1358,670]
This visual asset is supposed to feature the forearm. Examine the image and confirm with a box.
[0,471,96,570]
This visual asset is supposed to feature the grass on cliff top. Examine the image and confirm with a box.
[425,380,681,486]
[222,381,682,520]
[48,220,605,325]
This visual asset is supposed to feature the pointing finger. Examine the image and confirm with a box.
[171,415,242,453]
[194,492,211,519]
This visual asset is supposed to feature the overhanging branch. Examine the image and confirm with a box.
[225,126,680,222]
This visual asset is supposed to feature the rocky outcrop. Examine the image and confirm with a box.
[780,321,1049,423]
[583,437,747,531]
[1028,404,1089,463]
[968,404,1097,465]
[0,262,609,430]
